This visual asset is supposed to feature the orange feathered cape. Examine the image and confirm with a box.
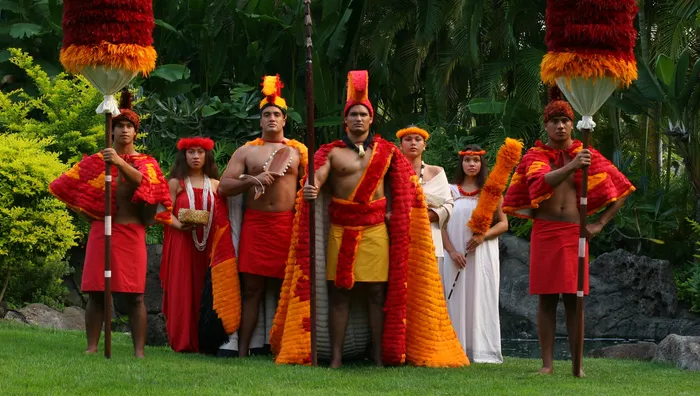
[503,140,634,218]
[48,152,172,223]
[270,136,468,367]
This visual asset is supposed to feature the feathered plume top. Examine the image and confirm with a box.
[540,0,638,87]
[60,0,157,75]
[112,88,140,131]
[344,70,374,117]
[259,74,288,113]
[544,86,575,123]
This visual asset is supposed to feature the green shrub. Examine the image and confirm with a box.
[0,48,103,164]
[0,134,78,308]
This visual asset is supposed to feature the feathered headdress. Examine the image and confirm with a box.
[543,86,575,123]
[344,70,373,117]
[396,126,429,141]
[259,74,288,114]
[60,0,156,76]
[177,137,215,151]
[112,88,140,131]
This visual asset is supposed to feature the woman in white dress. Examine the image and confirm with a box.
[441,144,508,363]
[397,126,453,266]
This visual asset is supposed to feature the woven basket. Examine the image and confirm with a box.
[178,208,209,225]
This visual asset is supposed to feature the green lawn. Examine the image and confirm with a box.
[1,320,698,395]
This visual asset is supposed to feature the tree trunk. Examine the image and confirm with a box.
[0,268,9,303]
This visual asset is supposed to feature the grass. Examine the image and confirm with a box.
[1,320,699,395]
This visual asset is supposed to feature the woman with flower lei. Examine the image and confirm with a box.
[441,144,509,363]
[160,137,219,352]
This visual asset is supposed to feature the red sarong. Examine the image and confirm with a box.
[530,218,589,295]
[238,209,294,279]
[82,221,147,293]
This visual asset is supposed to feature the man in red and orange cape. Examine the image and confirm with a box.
[270,70,467,368]
[49,90,172,358]
[503,87,635,374]
[201,74,308,358]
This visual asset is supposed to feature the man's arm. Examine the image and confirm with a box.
[543,149,591,188]
[587,195,628,237]
[303,152,331,200]
[104,149,142,187]
[218,147,256,197]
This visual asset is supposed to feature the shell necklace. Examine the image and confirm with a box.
[185,175,214,251]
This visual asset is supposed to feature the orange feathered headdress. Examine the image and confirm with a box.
[344,70,374,117]
[177,137,215,151]
[543,86,575,124]
[112,88,140,131]
[396,126,430,141]
[259,74,287,114]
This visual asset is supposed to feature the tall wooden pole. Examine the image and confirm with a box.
[104,113,113,359]
[303,0,317,367]
[572,128,590,376]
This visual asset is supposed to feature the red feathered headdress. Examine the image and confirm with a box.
[177,137,215,151]
[543,86,575,123]
[112,88,140,131]
[259,74,288,114]
[344,70,374,117]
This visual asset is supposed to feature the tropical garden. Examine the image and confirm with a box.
[1,0,700,313]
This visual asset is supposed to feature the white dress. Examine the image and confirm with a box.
[442,184,503,363]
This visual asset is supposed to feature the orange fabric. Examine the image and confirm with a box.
[82,221,146,293]
[503,140,635,219]
[530,219,589,295]
[49,152,172,224]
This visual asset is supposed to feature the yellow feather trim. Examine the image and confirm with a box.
[60,43,157,75]
[541,52,637,87]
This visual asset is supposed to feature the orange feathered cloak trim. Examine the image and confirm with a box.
[270,136,468,367]
[48,153,172,224]
[205,137,308,335]
[503,140,635,219]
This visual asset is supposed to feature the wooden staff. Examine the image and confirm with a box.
[572,127,590,376]
[303,0,317,367]
[104,113,113,359]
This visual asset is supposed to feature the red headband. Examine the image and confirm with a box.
[177,137,215,151]
[459,150,486,156]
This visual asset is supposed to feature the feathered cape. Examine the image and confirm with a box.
[503,140,634,218]
[270,136,468,367]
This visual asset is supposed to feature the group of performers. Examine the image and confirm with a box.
[48,70,634,373]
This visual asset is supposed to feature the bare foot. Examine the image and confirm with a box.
[574,368,584,378]
[538,367,553,375]
[330,359,342,369]
[84,348,98,355]
[134,351,145,359]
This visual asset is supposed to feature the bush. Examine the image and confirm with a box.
[0,134,78,308]
[0,48,104,164]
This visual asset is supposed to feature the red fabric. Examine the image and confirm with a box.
[160,184,213,352]
[530,219,589,295]
[238,209,294,279]
[62,0,154,47]
[82,221,146,293]
[328,199,387,226]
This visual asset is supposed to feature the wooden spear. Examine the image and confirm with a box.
[572,128,590,376]
[303,0,317,366]
[104,112,113,359]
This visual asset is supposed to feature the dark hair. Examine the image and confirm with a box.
[452,144,489,188]
[168,149,219,181]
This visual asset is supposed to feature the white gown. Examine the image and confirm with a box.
[441,184,503,363]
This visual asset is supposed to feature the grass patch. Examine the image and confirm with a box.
[1,320,698,395]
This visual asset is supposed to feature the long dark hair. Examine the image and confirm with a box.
[168,149,219,180]
[452,144,489,188]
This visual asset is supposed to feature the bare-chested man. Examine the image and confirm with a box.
[49,89,172,358]
[217,75,307,357]
[503,87,635,376]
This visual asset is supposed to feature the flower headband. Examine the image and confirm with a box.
[459,150,486,156]
[177,137,215,151]
[396,126,430,141]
